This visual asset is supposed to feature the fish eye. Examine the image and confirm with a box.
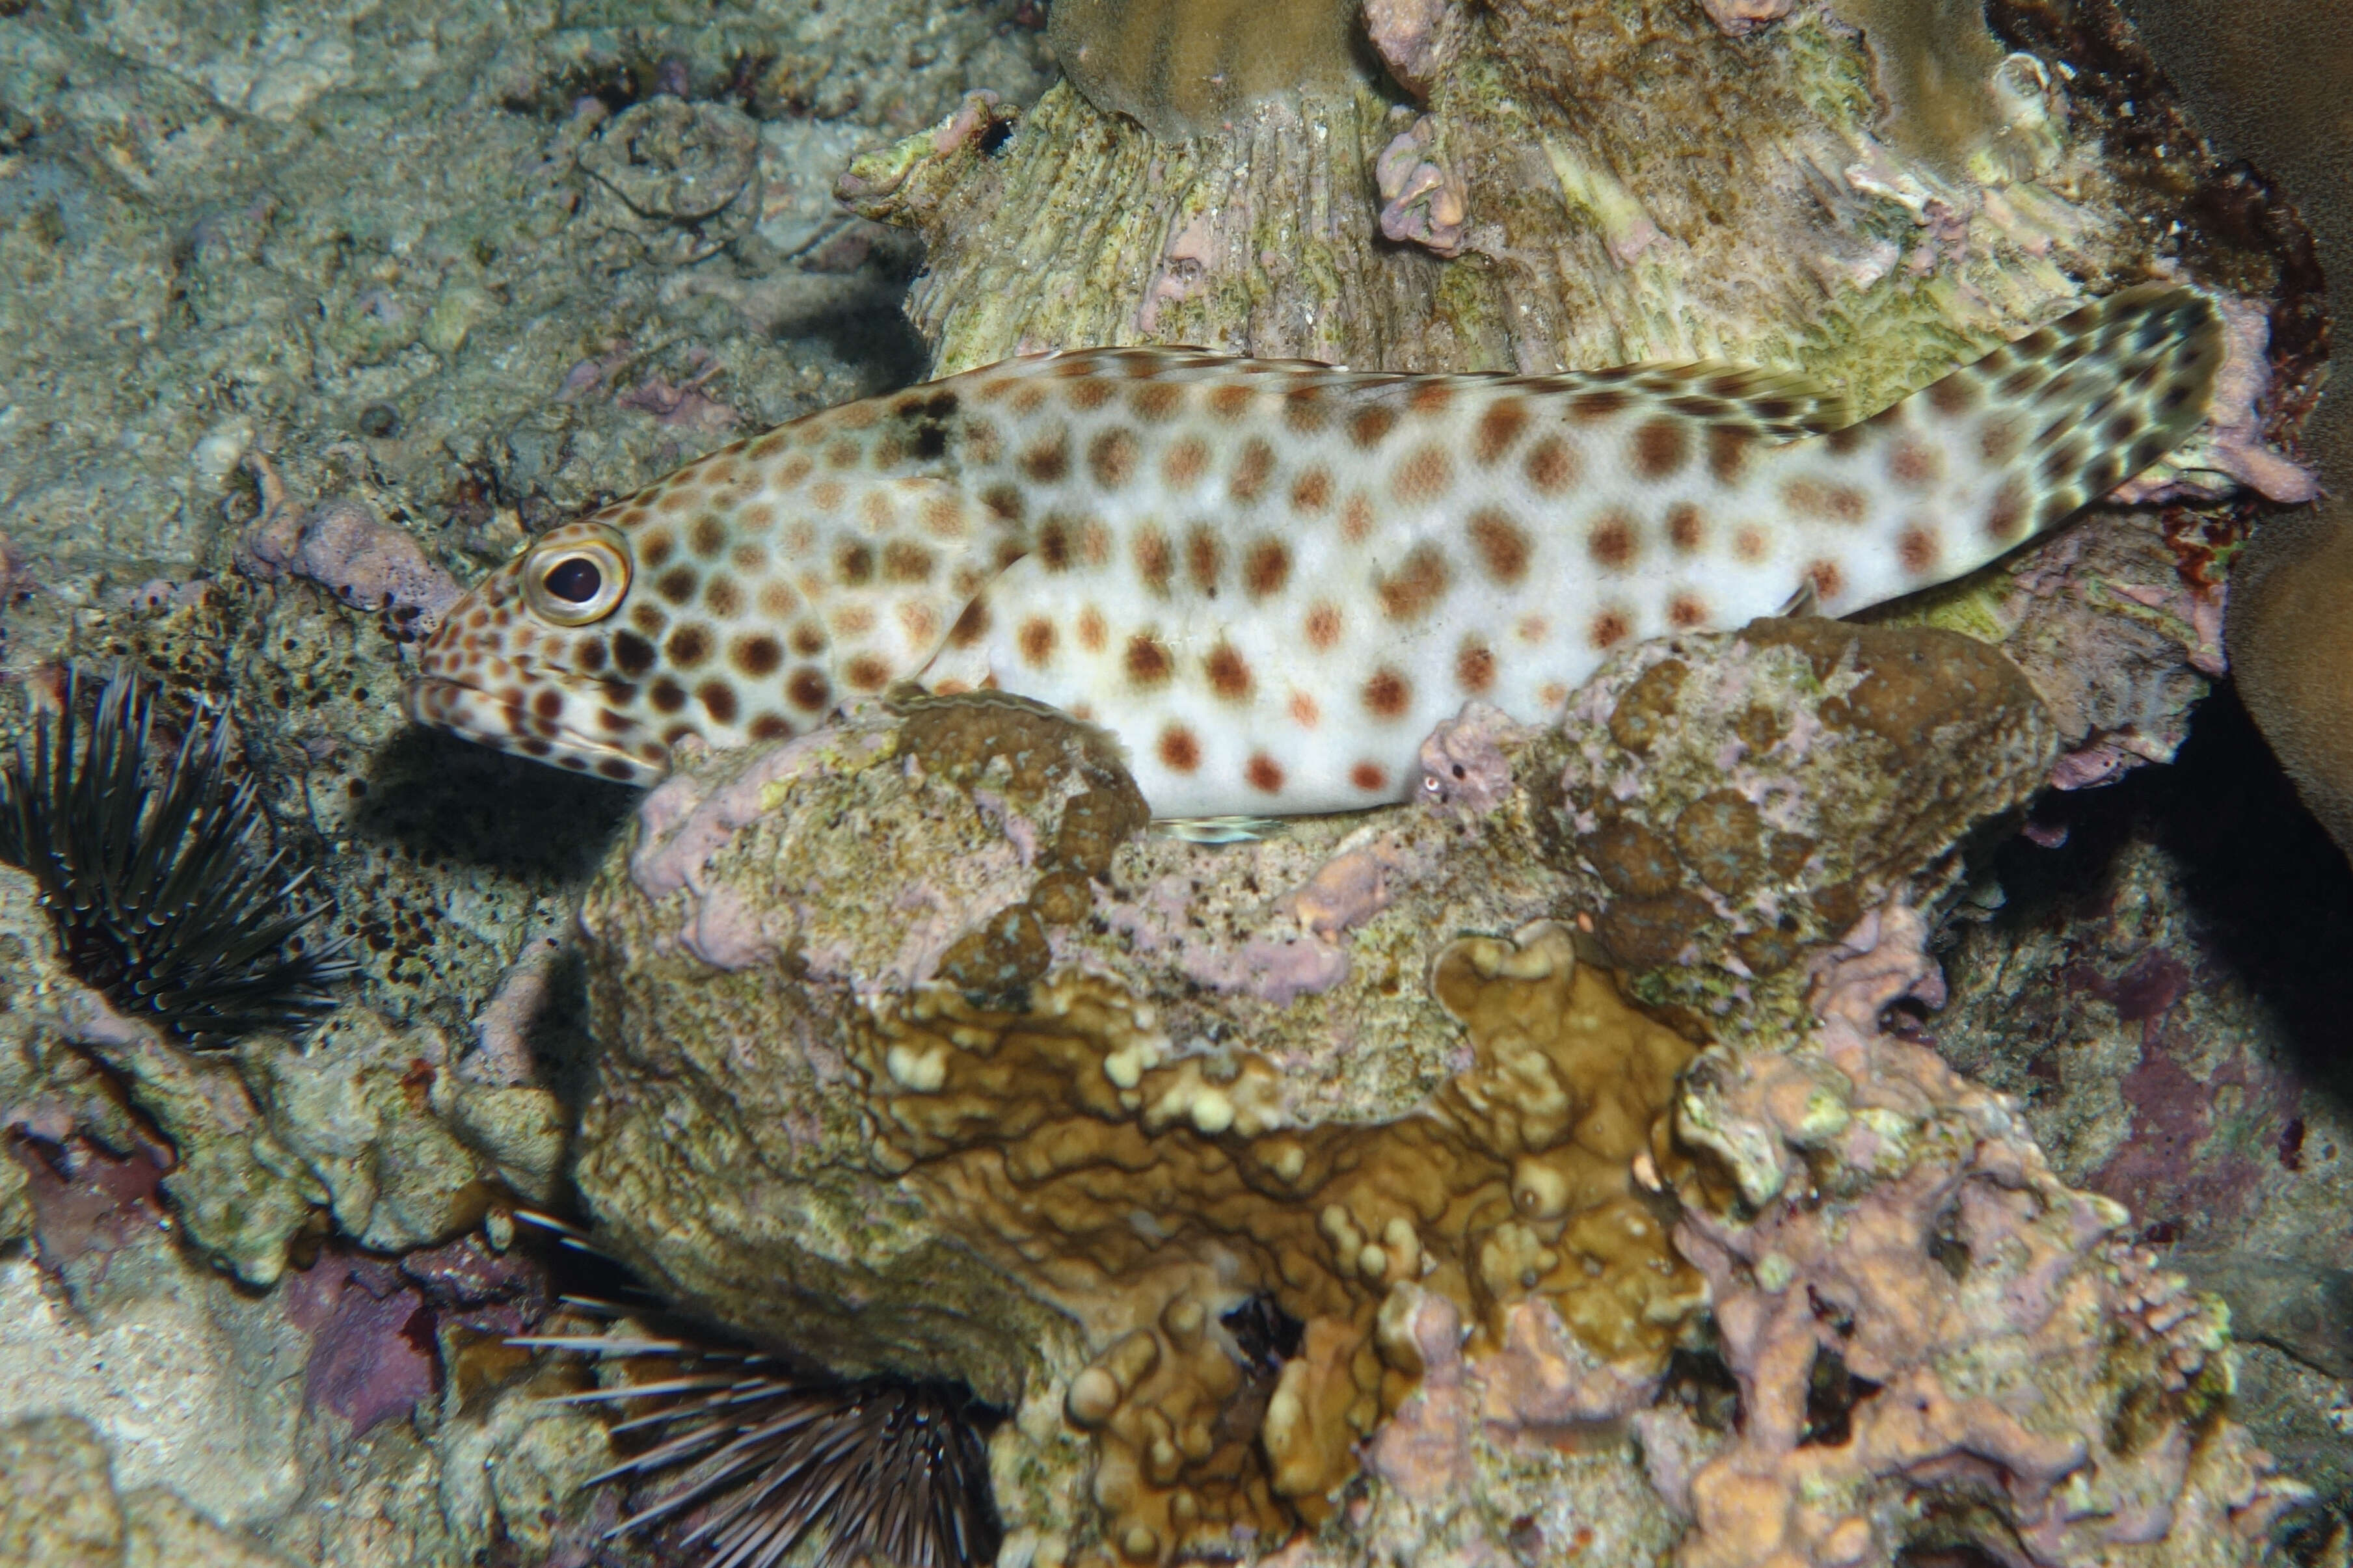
[522,525,630,626]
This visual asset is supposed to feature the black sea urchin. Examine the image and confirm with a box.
[518,1299,1004,1568]
[0,668,355,1045]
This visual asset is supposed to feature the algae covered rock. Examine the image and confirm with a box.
[1531,618,2060,1016]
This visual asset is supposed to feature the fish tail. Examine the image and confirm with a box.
[1779,284,2224,611]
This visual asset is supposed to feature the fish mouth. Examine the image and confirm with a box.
[401,673,667,785]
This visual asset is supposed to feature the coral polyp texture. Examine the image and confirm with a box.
[1534,618,2059,1016]
[0,669,353,1046]
[571,692,1718,1561]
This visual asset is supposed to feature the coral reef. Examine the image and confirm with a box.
[563,612,2204,1563]
[571,692,1725,1560]
[0,0,2342,1558]
[1665,903,2299,1566]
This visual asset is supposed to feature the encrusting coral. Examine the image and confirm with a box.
[1661,903,2304,1567]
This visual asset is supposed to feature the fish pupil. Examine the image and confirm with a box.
[545,557,603,602]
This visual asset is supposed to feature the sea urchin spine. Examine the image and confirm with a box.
[518,1303,1004,1568]
[0,667,355,1046]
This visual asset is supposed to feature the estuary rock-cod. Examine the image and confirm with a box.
[405,286,2222,817]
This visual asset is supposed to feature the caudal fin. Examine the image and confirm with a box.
[1777,284,2224,614]
[1910,282,2223,537]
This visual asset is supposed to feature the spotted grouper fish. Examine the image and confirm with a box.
[406,285,2221,817]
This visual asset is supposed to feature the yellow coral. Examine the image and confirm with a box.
[853,920,1701,1561]
[1047,0,1364,138]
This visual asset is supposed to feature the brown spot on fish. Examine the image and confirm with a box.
[1159,726,1201,772]
[1077,606,1107,652]
[1244,538,1291,599]
[1306,603,1342,650]
[1187,526,1224,594]
[1985,479,2028,542]
[1588,511,1639,570]
[1135,526,1174,595]
[1376,544,1450,623]
[698,681,739,723]
[1350,406,1397,447]
[1898,525,1940,574]
[1206,642,1252,700]
[1474,399,1529,464]
[1231,439,1276,503]
[1525,436,1578,494]
[1392,444,1453,504]
[667,624,714,668]
[1126,632,1174,688]
[1283,386,1329,434]
[788,668,831,711]
[1019,431,1070,483]
[1132,382,1184,422]
[1351,762,1388,792]
[1246,753,1285,793]
[1163,436,1210,487]
[733,633,783,676]
[883,540,936,583]
[1632,418,1689,479]
[1589,610,1632,650]
[1019,617,1056,666]
[1089,427,1140,488]
[1291,466,1332,512]
[1363,665,1412,719]
[1455,641,1495,693]
[1467,509,1531,584]
[1289,691,1320,727]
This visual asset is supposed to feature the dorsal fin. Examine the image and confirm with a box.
[1504,360,1852,440]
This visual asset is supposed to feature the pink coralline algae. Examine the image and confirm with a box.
[1362,0,1457,98]
[288,1252,438,1438]
[1375,117,1470,259]
[1663,903,2302,1568]
[1696,0,1794,34]
[237,456,462,632]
